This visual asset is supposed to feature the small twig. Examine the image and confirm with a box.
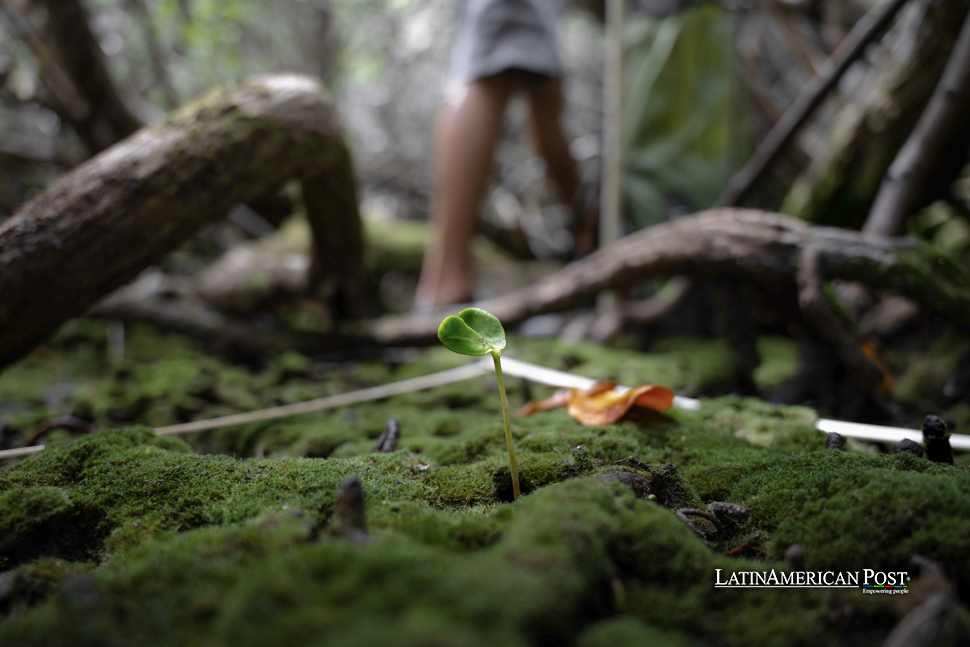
[22,415,97,448]
[724,532,763,557]
[154,361,490,436]
[677,508,720,538]
[678,502,751,540]
[374,419,401,454]
[334,475,368,545]
[706,502,750,521]
[717,0,912,207]
[614,456,652,472]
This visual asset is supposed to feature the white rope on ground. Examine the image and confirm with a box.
[1,357,967,459]
[817,418,970,451]
[500,358,970,451]
[154,360,493,436]
[0,445,46,460]
[499,357,702,411]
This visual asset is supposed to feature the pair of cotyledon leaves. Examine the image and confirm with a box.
[437,308,506,357]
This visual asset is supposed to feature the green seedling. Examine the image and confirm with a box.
[438,308,521,500]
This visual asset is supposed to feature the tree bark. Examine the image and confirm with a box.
[783,0,970,228]
[86,208,970,400]
[302,148,367,320]
[864,10,970,236]
[0,74,361,369]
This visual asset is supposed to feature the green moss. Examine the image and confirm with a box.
[728,451,970,577]
[578,617,700,647]
[704,396,817,449]
[364,218,512,277]
[753,336,801,391]
[0,478,891,647]
[0,487,74,553]
[0,558,93,619]
[1,327,968,644]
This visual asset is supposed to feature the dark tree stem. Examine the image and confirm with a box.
[864,9,970,236]
[716,0,912,207]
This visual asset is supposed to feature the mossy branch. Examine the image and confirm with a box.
[0,74,363,370]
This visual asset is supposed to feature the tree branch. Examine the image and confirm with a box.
[0,74,361,369]
[369,209,970,347]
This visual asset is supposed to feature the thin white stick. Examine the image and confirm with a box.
[500,358,969,451]
[817,418,970,451]
[499,357,702,411]
[154,360,492,435]
[0,445,46,460]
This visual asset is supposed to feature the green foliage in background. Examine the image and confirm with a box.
[622,5,736,229]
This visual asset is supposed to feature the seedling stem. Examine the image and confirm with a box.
[492,351,520,500]
[436,308,521,501]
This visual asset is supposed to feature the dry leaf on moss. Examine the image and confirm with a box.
[516,381,675,426]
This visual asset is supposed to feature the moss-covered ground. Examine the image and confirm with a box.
[1,323,969,645]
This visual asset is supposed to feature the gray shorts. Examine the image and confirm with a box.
[450,0,566,83]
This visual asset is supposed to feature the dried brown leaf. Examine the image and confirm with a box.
[517,381,675,426]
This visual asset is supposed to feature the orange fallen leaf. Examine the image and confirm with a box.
[516,381,675,426]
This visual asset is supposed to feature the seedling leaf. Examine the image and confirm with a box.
[437,308,506,356]
[437,308,520,499]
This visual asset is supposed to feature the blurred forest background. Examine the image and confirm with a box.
[2,0,970,430]
[6,0,968,256]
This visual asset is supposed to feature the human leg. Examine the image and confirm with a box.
[526,78,580,204]
[526,79,597,255]
[416,73,516,306]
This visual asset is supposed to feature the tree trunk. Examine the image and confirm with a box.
[302,148,368,320]
[0,74,361,369]
[783,0,970,228]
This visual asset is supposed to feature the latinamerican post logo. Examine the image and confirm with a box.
[715,569,909,594]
